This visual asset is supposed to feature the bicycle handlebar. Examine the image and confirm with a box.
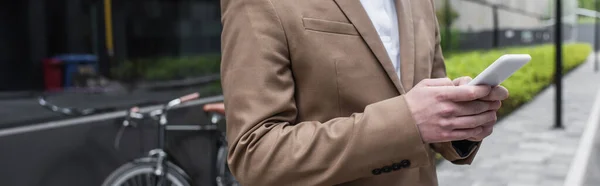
[123,92,201,122]
[166,92,200,110]
[179,92,200,102]
[115,92,202,150]
[38,95,103,116]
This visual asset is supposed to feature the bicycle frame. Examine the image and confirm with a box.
[150,108,169,185]
[117,93,200,185]
[113,92,236,186]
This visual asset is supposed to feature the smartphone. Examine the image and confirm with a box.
[467,54,532,86]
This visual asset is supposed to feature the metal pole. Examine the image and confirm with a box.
[103,0,114,58]
[492,5,499,48]
[91,3,99,59]
[595,0,600,72]
[444,0,451,51]
[554,0,564,129]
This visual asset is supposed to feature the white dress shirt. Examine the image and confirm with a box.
[359,0,401,79]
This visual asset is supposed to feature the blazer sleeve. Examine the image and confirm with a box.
[428,0,481,165]
[220,0,432,185]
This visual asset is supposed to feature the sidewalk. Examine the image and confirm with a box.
[580,96,600,186]
[436,53,600,186]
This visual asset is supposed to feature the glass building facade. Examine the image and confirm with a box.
[0,0,222,91]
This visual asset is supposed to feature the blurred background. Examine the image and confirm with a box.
[0,0,599,186]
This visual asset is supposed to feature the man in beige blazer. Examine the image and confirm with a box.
[219,0,509,185]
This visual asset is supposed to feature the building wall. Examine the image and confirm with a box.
[0,0,222,91]
[0,0,98,91]
[433,0,578,32]
[0,1,38,91]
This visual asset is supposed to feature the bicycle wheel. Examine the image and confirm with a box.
[216,145,240,186]
[102,158,191,186]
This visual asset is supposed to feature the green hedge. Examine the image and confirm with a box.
[578,16,600,24]
[445,43,592,117]
[579,0,599,11]
[111,54,221,81]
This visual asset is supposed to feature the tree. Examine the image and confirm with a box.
[435,0,460,52]
[435,0,460,27]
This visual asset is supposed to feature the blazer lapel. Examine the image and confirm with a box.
[334,0,405,94]
[396,0,416,91]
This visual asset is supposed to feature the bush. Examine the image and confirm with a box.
[111,54,221,81]
[435,1,459,27]
[445,43,592,117]
[440,28,461,53]
[579,0,598,11]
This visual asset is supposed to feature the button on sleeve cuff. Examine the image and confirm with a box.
[358,96,432,175]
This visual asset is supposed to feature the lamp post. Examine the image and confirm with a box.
[554,0,563,129]
[595,0,599,72]
[492,5,499,48]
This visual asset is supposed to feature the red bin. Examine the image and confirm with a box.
[42,58,63,91]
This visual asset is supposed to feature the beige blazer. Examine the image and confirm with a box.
[219,0,480,185]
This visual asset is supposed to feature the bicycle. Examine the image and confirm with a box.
[101,92,239,186]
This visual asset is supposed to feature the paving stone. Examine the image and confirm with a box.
[476,159,500,169]
[507,163,544,172]
[546,162,571,171]
[514,172,540,183]
[472,180,506,186]
[542,169,567,180]
[538,180,564,186]
[507,181,537,186]
[501,150,550,164]
[518,141,557,152]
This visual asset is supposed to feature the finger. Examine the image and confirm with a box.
[467,123,494,141]
[434,85,492,101]
[447,127,483,141]
[417,78,454,87]
[452,76,473,86]
[480,85,509,101]
[467,122,494,141]
[452,100,501,116]
[444,110,497,129]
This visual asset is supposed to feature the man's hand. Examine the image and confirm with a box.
[404,78,503,143]
[452,76,508,141]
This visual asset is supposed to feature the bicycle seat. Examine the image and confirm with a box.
[203,103,225,115]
